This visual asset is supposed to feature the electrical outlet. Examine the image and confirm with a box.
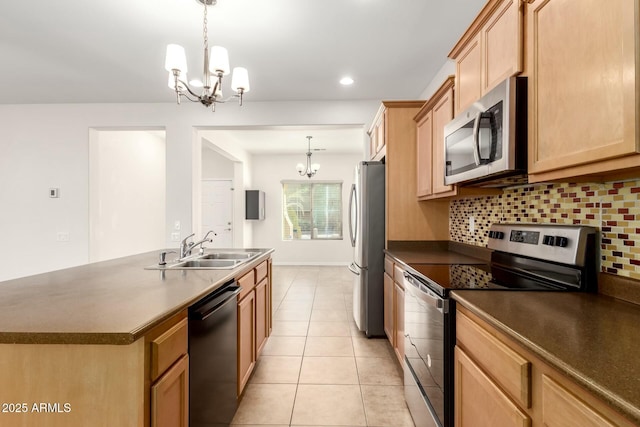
[56,232,70,242]
[469,216,475,234]
[171,232,181,242]
[174,220,181,231]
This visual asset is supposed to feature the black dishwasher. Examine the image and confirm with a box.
[189,280,241,427]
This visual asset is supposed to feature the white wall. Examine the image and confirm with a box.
[202,146,234,179]
[419,60,456,100]
[251,152,363,265]
[89,130,166,262]
[0,100,379,281]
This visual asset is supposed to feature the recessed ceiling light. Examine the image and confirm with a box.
[340,77,354,86]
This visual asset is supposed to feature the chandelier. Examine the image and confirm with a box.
[296,136,321,178]
[164,0,250,111]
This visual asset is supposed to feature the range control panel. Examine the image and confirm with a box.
[487,223,597,266]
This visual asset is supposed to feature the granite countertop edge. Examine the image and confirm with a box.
[452,291,640,426]
[0,249,274,346]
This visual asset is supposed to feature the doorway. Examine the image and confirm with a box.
[201,180,234,247]
[88,129,166,262]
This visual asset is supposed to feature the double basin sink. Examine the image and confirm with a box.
[147,250,260,270]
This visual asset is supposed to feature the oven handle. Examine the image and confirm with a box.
[403,272,447,313]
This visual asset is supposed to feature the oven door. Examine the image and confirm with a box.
[403,272,448,427]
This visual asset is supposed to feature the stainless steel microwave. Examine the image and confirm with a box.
[444,76,527,187]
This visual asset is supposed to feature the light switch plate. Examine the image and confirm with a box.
[49,188,59,198]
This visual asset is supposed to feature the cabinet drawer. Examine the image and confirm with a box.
[238,269,255,301]
[384,257,394,278]
[393,264,404,288]
[456,311,531,408]
[255,260,268,283]
[151,318,188,382]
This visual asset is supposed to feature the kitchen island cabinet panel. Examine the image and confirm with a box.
[526,0,639,182]
[151,354,189,427]
[238,289,256,397]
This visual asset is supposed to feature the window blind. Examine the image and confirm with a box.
[282,181,343,240]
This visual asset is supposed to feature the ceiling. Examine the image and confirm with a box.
[201,125,366,154]
[0,0,486,105]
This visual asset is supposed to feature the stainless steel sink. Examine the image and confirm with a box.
[145,250,260,270]
[173,259,241,269]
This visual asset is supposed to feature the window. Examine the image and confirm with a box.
[282,181,343,240]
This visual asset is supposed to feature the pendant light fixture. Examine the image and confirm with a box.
[296,136,321,178]
[164,0,250,111]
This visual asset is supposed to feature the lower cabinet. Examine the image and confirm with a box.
[237,258,272,398]
[394,281,405,365]
[151,354,189,427]
[383,272,394,340]
[384,256,405,366]
[238,289,256,396]
[455,306,636,427]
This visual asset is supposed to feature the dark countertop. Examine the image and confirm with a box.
[0,249,273,345]
[385,240,491,266]
[453,291,640,426]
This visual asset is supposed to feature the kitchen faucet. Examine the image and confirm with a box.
[179,230,216,259]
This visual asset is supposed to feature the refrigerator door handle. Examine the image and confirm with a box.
[348,183,357,247]
[348,262,360,276]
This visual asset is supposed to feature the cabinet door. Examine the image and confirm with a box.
[416,110,434,198]
[454,347,530,427]
[383,272,394,344]
[527,0,637,175]
[394,282,405,365]
[455,32,482,115]
[541,375,615,427]
[431,85,455,196]
[482,0,523,94]
[255,277,268,358]
[238,291,256,396]
[151,354,189,427]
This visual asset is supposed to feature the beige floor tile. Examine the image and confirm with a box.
[304,336,354,357]
[361,385,415,427]
[312,298,347,311]
[311,308,349,322]
[299,356,359,384]
[352,337,394,358]
[271,321,309,337]
[291,384,366,426]
[277,300,314,312]
[274,308,312,321]
[249,356,302,384]
[355,357,403,385]
[261,336,307,356]
[307,321,351,337]
[231,383,297,425]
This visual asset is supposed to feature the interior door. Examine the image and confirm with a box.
[201,180,233,248]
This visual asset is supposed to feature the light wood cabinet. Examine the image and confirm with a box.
[455,347,530,427]
[236,258,272,397]
[376,101,450,243]
[255,277,268,358]
[526,0,640,182]
[455,306,636,427]
[369,109,387,160]
[238,289,256,396]
[151,354,189,427]
[449,0,523,114]
[415,77,457,200]
[383,271,394,342]
[394,281,405,365]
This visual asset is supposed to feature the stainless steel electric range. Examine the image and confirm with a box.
[402,223,598,427]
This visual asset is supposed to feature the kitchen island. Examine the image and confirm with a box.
[0,248,273,427]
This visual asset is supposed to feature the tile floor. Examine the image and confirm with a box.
[231,265,416,427]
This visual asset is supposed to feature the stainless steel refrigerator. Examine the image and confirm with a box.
[348,161,385,337]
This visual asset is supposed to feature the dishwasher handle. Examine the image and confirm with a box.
[191,285,241,321]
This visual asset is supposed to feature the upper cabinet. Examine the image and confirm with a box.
[374,101,451,243]
[449,0,524,115]
[415,77,456,200]
[526,0,640,182]
[369,108,387,161]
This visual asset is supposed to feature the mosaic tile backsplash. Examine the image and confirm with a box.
[450,180,640,280]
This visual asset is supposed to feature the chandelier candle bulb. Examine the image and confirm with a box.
[165,44,188,73]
